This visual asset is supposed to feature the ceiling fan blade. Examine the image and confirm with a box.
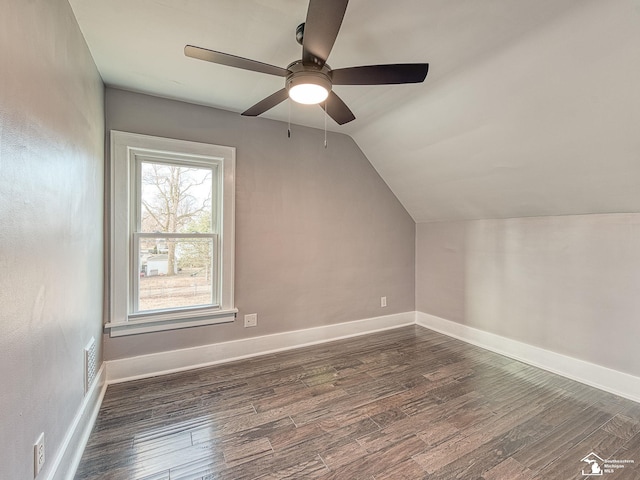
[321,91,356,125]
[241,89,289,117]
[302,0,349,68]
[331,64,429,85]
[185,45,290,77]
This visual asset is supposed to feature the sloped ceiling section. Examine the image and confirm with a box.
[354,0,640,222]
[69,0,640,222]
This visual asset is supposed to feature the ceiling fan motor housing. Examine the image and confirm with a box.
[286,61,333,98]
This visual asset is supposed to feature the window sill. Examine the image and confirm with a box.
[105,308,237,337]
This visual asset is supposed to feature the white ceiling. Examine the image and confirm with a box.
[69,0,640,222]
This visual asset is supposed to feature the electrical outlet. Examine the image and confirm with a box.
[34,432,45,477]
[381,296,387,307]
[244,313,257,328]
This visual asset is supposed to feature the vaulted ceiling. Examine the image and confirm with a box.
[69,0,640,222]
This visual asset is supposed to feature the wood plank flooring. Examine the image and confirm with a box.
[75,326,640,479]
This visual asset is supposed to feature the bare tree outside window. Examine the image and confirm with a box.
[137,162,215,311]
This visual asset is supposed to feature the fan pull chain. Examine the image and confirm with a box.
[287,98,291,139]
[324,100,328,149]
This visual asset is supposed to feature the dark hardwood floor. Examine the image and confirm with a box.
[75,326,640,479]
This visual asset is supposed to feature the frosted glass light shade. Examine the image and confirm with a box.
[288,83,329,105]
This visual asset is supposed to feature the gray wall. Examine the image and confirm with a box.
[0,1,104,479]
[104,88,415,360]
[416,214,640,378]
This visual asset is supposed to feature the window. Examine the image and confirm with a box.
[107,131,236,336]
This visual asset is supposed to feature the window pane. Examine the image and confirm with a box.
[138,237,215,312]
[140,162,213,234]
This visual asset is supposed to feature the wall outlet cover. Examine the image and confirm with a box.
[244,314,258,328]
[34,432,45,477]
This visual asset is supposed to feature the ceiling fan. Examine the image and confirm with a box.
[184,0,428,125]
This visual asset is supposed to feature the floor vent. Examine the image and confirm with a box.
[84,337,97,395]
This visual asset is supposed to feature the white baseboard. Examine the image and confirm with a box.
[106,312,415,384]
[415,311,640,404]
[48,364,107,480]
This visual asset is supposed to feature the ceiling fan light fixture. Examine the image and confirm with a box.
[286,66,332,105]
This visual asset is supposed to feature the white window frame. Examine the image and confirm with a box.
[106,131,236,337]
